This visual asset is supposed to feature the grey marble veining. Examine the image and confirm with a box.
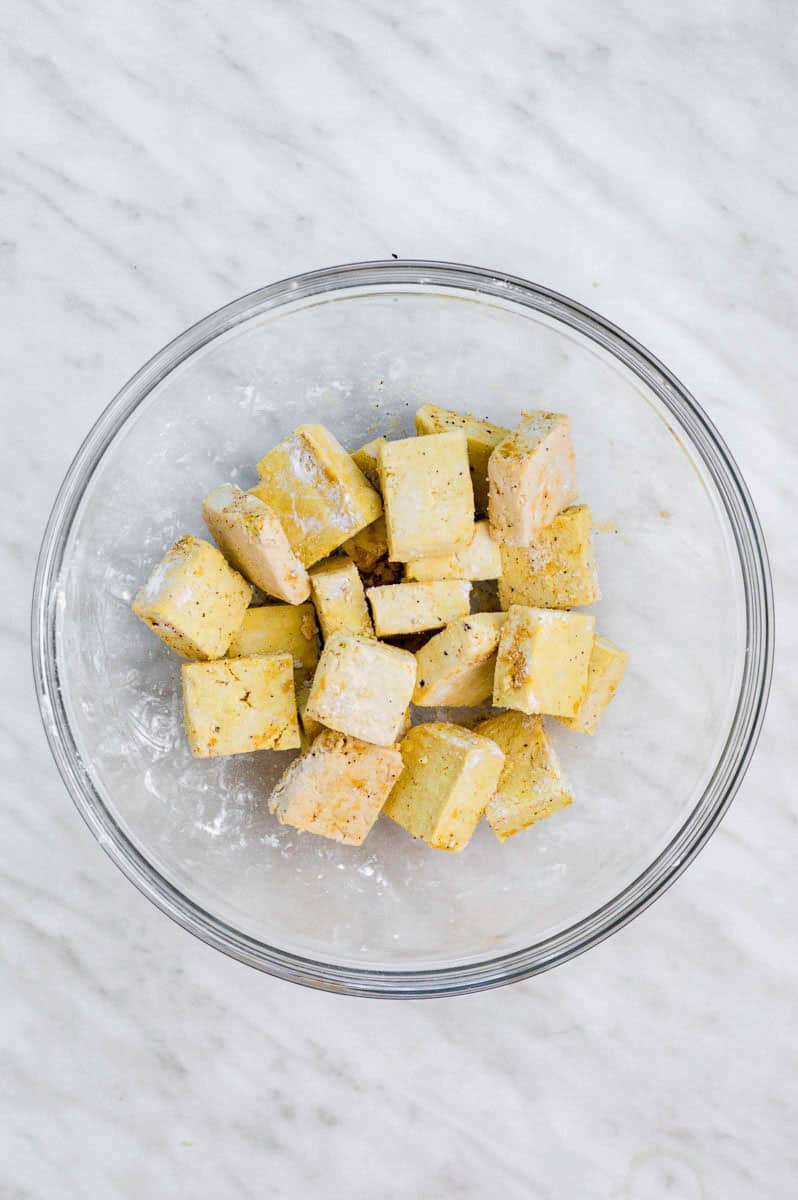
[2,0,795,1196]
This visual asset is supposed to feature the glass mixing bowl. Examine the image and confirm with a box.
[32,261,773,997]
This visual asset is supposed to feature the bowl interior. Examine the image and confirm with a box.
[54,281,745,973]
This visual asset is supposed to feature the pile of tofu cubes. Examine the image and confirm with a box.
[132,405,627,852]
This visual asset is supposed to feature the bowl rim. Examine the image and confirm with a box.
[31,259,774,998]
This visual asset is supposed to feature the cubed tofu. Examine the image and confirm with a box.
[269,729,403,845]
[296,678,324,748]
[488,412,577,545]
[493,605,595,717]
[413,613,506,706]
[202,484,310,604]
[226,603,320,674]
[310,557,374,639]
[557,635,628,734]
[132,535,250,660]
[404,520,501,583]
[476,711,573,840]
[498,505,600,609]
[342,515,389,572]
[366,581,471,636]
[415,404,508,514]
[251,424,382,566]
[383,723,504,851]
[182,653,300,756]
[350,437,386,491]
[305,633,417,746]
[379,431,474,561]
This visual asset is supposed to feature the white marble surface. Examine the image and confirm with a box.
[2,1,795,1195]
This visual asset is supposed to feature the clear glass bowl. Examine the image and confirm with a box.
[32,261,773,997]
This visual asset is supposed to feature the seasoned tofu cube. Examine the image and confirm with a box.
[488,412,577,545]
[413,613,506,706]
[305,632,417,746]
[310,557,374,640]
[366,581,471,636]
[226,603,319,674]
[182,653,300,756]
[132,535,250,660]
[202,484,310,604]
[251,424,382,566]
[350,437,386,491]
[476,711,573,840]
[342,515,389,572]
[493,605,595,717]
[557,635,628,734]
[270,729,404,845]
[379,431,474,561]
[415,404,508,514]
[404,520,501,583]
[383,723,504,851]
[498,505,600,609]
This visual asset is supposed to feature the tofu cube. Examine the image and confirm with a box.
[132,535,251,660]
[557,635,628,734]
[269,729,404,845]
[379,431,474,561]
[310,557,374,640]
[493,605,595,717]
[413,613,506,707]
[415,404,508,514]
[476,712,573,840]
[488,411,577,545]
[350,437,386,491]
[342,515,389,572]
[202,484,310,604]
[226,603,319,674]
[383,723,504,851]
[404,520,501,583]
[252,424,382,566]
[182,653,300,756]
[366,581,471,636]
[304,633,417,746]
[498,505,600,609]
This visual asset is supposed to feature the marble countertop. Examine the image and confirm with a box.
[3,1,794,1196]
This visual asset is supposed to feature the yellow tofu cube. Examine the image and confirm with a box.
[498,505,600,609]
[488,412,577,545]
[251,424,382,566]
[305,633,417,747]
[493,605,595,717]
[350,437,386,491]
[557,635,628,734]
[404,520,501,583]
[269,729,403,845]
[413,613,506,707]
[415,404,508,514]
[366,581,471,636]
[132,535,251,660]
[182,653,300,756]
[226,603,320,673]
[379,431,474,561]
[202,484,310,604]
[476,712,573,840]
[310,557,374,640]
[383,723,504,851]
[342,515,389,572]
